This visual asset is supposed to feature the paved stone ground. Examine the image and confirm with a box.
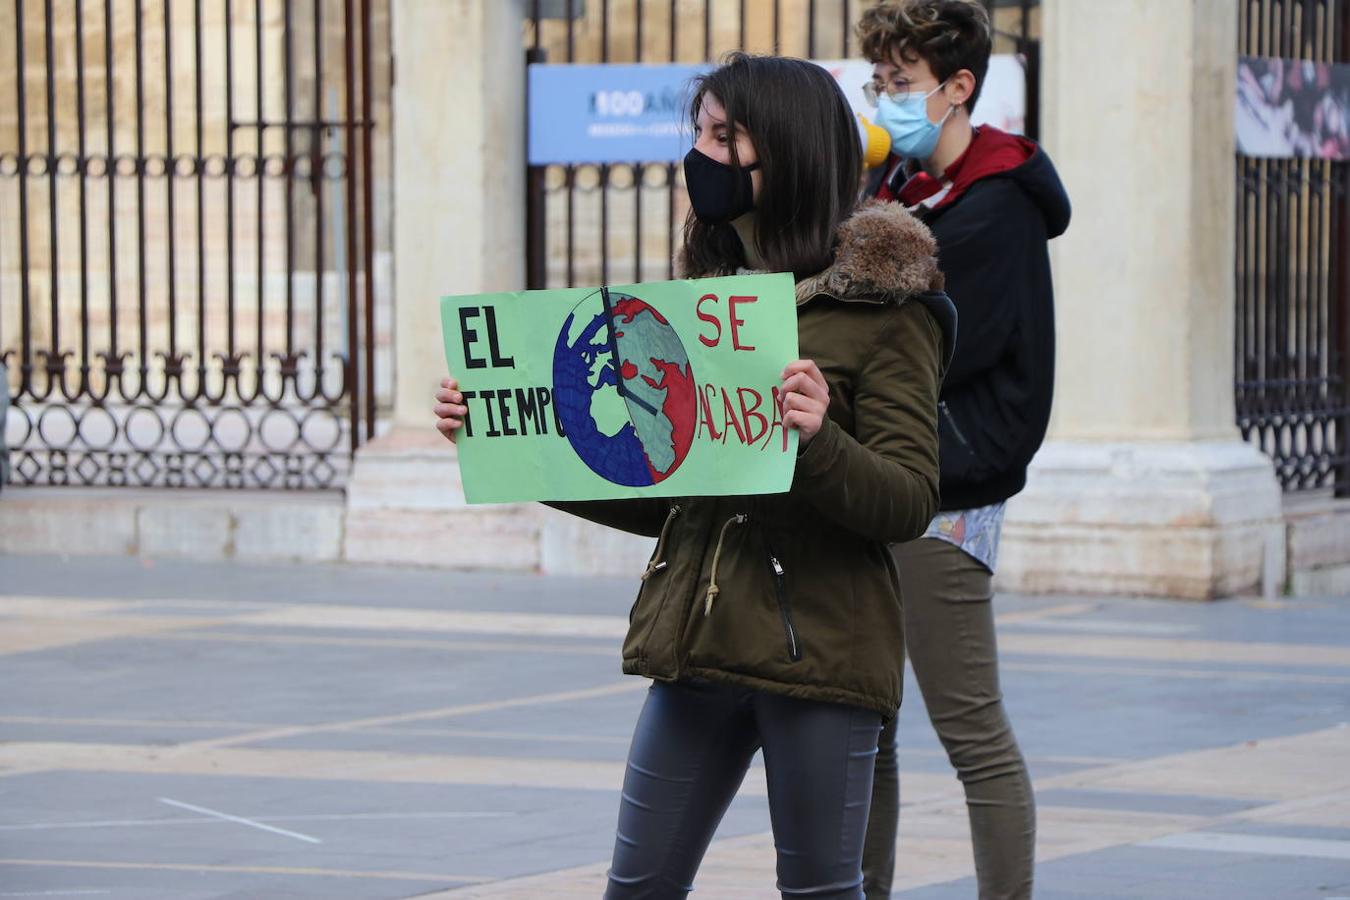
[0,553,1348,899]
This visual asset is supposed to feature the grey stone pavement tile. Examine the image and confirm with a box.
[1214,821,1350,841]
[0,631,623,726]
[1032,788,1260,818]
[996,594,1350,646]
[0,554,639,616]
[902,844,1350,900]
[2,552,1349,898]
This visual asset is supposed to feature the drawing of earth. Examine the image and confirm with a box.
[552,290,697,487]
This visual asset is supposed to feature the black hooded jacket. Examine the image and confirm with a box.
[872,132,1071,510]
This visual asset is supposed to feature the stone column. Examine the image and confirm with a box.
[344,0,538,567]
[387,0,527,430]
[997,0,1286,599]
[344,0,654,574]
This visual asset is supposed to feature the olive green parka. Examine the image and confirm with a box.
[554,201,956,717]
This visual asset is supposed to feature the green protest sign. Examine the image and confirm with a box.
[440,273,800,504]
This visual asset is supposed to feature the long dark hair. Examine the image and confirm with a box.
[682,53,862,279]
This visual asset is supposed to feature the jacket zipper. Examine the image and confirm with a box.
[939,400,974,450]
[768,553,802,663]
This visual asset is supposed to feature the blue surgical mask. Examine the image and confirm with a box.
[873,81,953,161]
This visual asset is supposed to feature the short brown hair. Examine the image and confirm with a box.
[857,0,993,112]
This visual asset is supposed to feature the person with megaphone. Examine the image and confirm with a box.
[853,3,1071,899]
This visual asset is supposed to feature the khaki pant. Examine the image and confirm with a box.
[862,537,1035,900]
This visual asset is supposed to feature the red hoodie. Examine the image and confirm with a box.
[877,125,1036,212]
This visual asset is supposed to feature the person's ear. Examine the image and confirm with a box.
[948,69,977,109]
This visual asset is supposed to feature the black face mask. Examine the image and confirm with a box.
[683,147,760,226]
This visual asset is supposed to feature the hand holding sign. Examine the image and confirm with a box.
[439,274,800,504]
[433,378,467,443]
[779,360,831,447]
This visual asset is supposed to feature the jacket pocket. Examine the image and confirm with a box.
[641,504,682,582]
[938,400,991,482]
[625,505,681,651]
[940,400,974,450]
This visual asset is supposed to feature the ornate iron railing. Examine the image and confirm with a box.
[1,0,380,489]
[523,0,1040,292]
[1236,0,1350,494]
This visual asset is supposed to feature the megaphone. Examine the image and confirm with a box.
[857,113,892,169]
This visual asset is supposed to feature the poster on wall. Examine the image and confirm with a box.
[441,273,800,504]
[528,57,1028,165]
[1237,56,1350,160]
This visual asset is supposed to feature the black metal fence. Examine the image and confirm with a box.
[0,0,380,489]
[1237,0,1350,494]
[524,0,1040,293]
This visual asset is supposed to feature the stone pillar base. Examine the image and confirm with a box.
[343,427,654,576]
[344,428,538,570]
[996,440,1286,600]
[1285,491,1350,596]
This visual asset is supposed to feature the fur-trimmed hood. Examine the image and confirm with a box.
[793,199,945,304]
[796,201,958,376]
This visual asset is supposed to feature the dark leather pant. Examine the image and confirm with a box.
[605,679,883,900]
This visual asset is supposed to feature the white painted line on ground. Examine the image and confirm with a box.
[1140,831,1350,861]
[999,633,1350,668]
[0,817,207,832]
[378,726,632,744]
[0,858,492,883]
[1001,660,1350,685]
[0,596,141,617]
[187,679,647,750]
[1002,618,1197,636]
[156,798,322,844]
[993,602,1099,623]
[0,809,516,832]
[233,605,630,639]
[0,715,266,730]
[266,811,517,823]
[155,630,616,656]
[0,892,112,898]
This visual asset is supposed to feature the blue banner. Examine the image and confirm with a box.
[528,63,710,165]
[528,59,1026,166]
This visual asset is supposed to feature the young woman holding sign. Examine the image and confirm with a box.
[434,53,955,900]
